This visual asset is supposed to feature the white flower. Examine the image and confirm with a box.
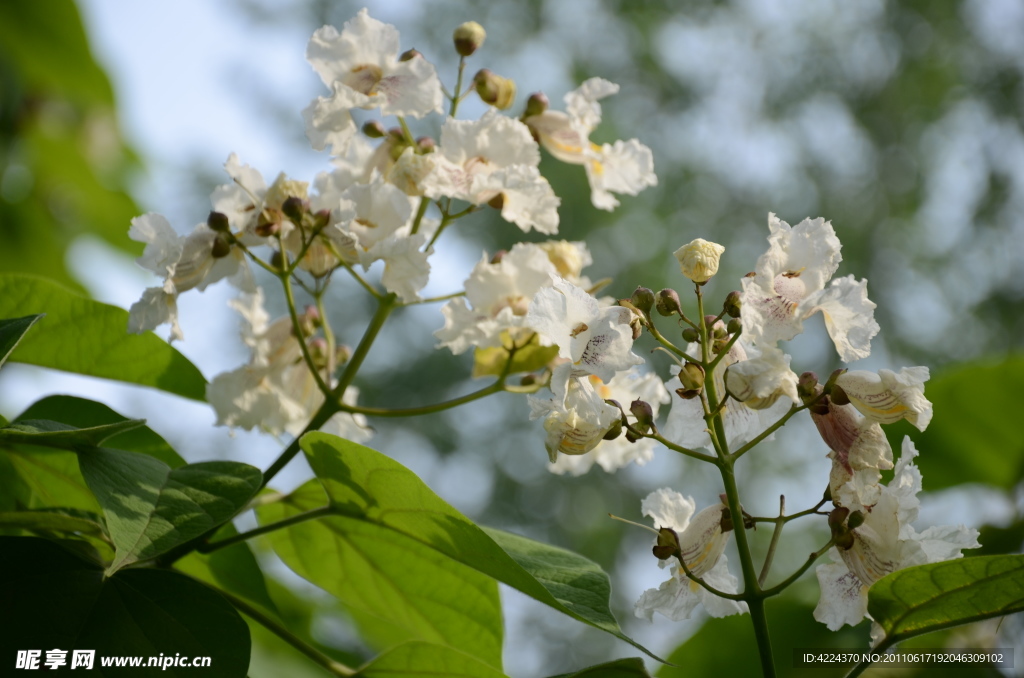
[813,398,894,511]
[527,278,643,383]
[634,489,747,621]
[740,214,879,362]
[422,109,560,234]
[835,367,933,431]
[724,344,800,410]
[127,213,253,341]
[814,439,979,632]
[206,290,371,441]
[525,78,657,210]
[662,337,790,452]
[528,364,620,462]
[536,240,593,285]
[303,9,444,154]
[435,243,558,355]
[674,238,725,284]
[549,367,670,476]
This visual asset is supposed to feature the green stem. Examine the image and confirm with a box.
[758,496,786,587]
[675,551,746,601]
[397,116,416,146]
[760,537,836,598]
[409,196,430,236]
[730,404,803,461]
[198,506,334,554]
[338,380,506,418]
[707,329,742,371]
[405,290,466,306]
[280,268,333,401]
[338,257,383,300]
[646,321,699,363]
[216,586,355,677]
[450,57,466,117]
[315,292,336,380]
[646,431,719,464]
[747,598,776,678]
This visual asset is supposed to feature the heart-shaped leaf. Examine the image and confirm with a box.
[298,432,661,661]
[78,448,261,573]
[868,554,1024,646]
[0,417,146,450]
[0,314,43,369]
[0,536,249,677]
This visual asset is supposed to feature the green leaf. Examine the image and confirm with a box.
[78,449,262,574]
[0,508,106,538]
[0,314,43,369]
[258,482,504,668]
[868,554,1024,646]
[472,332,560,379]
[0,274,207,401]
[300,433,661,661]
[548,658,652,678]
[886,356,1024,490]
[0,417,146,450]
[355,641,509,678]
[0,536,249,677]
[14,394,185,466]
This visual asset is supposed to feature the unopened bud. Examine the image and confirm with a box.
[489,250,506,265]
[520,373,538,387]
[652,527,680,560]
[399,48,423,62]
[362,120,386,138]
[828,506,850,530]
[270,250,285,270]
[256,207,283,237]
[603,418,623,441]
[312,209,332,232]
[713,323,728,340]
[678,362,705,391]
[681,327,700,343]
[630,286,655,315]
[474,69,516,110]
[335,344,352,365]
[727,318,742,335]
[673,238,725,284]
[823,368,847,394]
[416,136,436,153]
[797,371,819,399]
[211,235,232,259]
[655,288,682,316]
[704,315,718,330]
[830,384,850,406]
[631,319,642,341]
[675,387,701,400]
[281,196,308,223]
[524,92,549,118]
[453,21,486,57]
[847,510,865,531]
[487,193,505,210]
[724,290,742,318]
[713,337,730,354]
[630,399,654,428]
[207,211,230,233]
[822,484,833,504]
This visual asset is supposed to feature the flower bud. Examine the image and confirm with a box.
[416,136,436,153]
[474,69,516,110]
[823,368,847,394]
[312,209,332,232]
[655,288,682,316]
[723,290,742,318]
[673,238,725,284]
[630,286,655,315]
[281,196,308,223]
[712,323,728,340]
[603,418,623,441]
[828,507,850,531]
[829,384,850,406]
[207,211,230,233]
[727,318,742,335]
[712,338,730,354]
[681,327,700,343]
[211,235,232,259]
[399,48,423,62]
[675,387,701,400]
[255,207,282,237]
[362,120,386,138]
[335,344,352,365]
[630,399,654,429]
[488,249,506,265]
[453,21,486,57]
[797,371,819,399]
[270,250,285,271]
[652,527,680,561]
[678,362,705,391]
[487,193,505,210]
[847,510,865,531]
[524,92,549,118]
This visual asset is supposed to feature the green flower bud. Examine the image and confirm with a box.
[416,136,436,153]
[823,368,847,394]
[655,288,682,316]
[630,399,654,429]
[453,21,486,57]
[281,196,308,223]
[474,69,516,110]
[727,317,742,335]
[399,48,423,62]
[797,371,819,399]
[335,344,352,365]
[207,211,230,233]
[723,290,742,318]
[681,327,700,343]
[830,384,850,406]
[489,249,506,265]
[255,207,282,237]
[270,250,285,271]
[828,506,850,530]
[652,527,680,560]
[312,209,332,232]
[524,92,549,118]
[678,362,705,391]
[630,286,655,315]
[210,235,232,259]
[847,510,865,531]
[603,418,623,441]
[675,387,701,400]
[362,120,386,138]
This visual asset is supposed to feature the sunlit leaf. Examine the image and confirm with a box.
[472,332,559,379]
[299,433,662,661]
[868,555,1024,646]
[355,641,509,678]
[78,449,261,574]
[0,536,249,677]
[0,274,206,400]
[0,417,145,450]
[548,657,652,678]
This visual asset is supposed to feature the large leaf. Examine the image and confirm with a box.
[0,274,206,400]
[885,356,1024,490]
[0,418,145,450]
[472,332,560,379]
[868,554,1024,646]
[0,536,249,677]
[549,658,652,678]
[0,314,43,369]
[0,508,106,538]
[300,433,660,660]
[355,641,509,678]
[78,448,261,574]
[258,482,504,669]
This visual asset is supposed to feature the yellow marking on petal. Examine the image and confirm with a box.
[570,322,589,338]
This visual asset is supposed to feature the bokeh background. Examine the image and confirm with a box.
[2,0,1022,675]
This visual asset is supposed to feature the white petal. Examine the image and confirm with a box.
[483,165,561,234]
[725,345,799,407]
[302,89,361,155]
[634,572,700,622]
[584,139,657,211]
[813,557,868,631]
[128,287,180,341]
[641,488,696,532]
[129,213,183,275]
[836,367,932,430]
[698,556,747,617]
[365,233,431,302]
[806,275,879,362]
[565,77,619,134]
